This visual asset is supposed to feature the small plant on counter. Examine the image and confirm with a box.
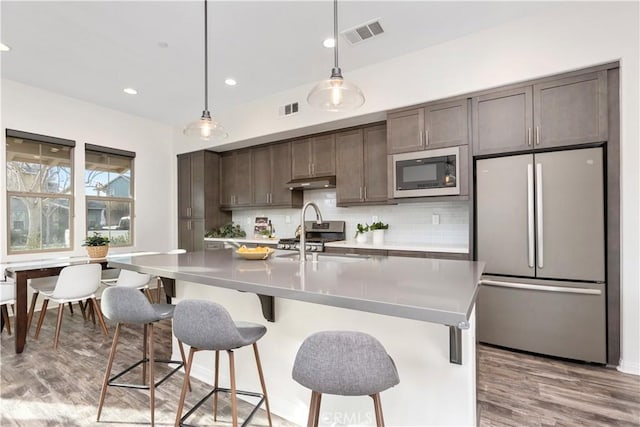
[369,221,389,231]
[82,232,110,246]
[354,223,369,238]
[205,222,247,238]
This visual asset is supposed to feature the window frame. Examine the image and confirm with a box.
[84,144,135,248]
[5,129,75,255]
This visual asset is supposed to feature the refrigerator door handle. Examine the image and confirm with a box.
[536,162,544,269]
[481,279,602,295]
[527,164,535,268]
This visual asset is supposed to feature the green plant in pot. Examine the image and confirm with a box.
[83,232,110,258]
[369,221,389,245]
[354,223,369,243]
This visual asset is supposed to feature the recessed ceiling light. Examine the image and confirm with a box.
[224,78,237,86]
[123,88,138,95]
[323,38,335,48]
[158,41,169,49]
[0,43,11,52]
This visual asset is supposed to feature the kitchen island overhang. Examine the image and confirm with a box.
[108,250,484,364]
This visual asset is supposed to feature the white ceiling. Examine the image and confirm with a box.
[1,1,554,127]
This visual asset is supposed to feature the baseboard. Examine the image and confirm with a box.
[617,358,640,375]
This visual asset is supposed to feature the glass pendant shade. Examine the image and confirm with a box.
[307,0,365,112]
[307,68,365,112]
[183,0,227,141]
[183,110,227,141]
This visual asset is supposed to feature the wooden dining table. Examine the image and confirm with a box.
[3,257,111,353]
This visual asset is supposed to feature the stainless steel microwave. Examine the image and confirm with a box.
[392,146,460,197]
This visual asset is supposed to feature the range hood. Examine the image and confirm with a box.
[286,176,336,190]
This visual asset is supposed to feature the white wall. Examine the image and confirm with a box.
[0,79,177,262]
[174,3,640,373]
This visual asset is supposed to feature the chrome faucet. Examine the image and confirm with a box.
[299,201,323,261]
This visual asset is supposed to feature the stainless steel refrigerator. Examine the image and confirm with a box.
[475,147,606,363]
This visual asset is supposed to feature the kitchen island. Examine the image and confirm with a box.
[109,249,484,426]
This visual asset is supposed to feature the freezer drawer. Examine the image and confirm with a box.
[477,278,606,363]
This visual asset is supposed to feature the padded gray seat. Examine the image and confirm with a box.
[292,331,400,427]
[97,286,188,427]
[173,300,272,427]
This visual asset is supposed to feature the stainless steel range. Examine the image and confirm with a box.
[277,221,345,252]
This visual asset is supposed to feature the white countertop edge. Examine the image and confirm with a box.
[324,240,469,254]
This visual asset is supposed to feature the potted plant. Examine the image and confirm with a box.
[83,232,110,258]
[369,221,389,245]
[354,223,369,243]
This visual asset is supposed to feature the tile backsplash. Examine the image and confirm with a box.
[231,190,469,247]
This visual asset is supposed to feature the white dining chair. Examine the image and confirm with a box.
[27,276,81,331]
[1,281,16,335]
[101,269,155,303]
[33,263,108,349]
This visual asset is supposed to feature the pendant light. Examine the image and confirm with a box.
[307,0,365,112]
[184,0,227,140]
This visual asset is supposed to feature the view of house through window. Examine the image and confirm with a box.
[6,131,74,253]
[85,146,134,246]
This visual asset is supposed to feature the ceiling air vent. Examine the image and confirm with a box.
[341,18,384,45]
[279,102,299,117]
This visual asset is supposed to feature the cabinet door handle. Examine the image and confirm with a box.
[535,163,544,269]
[359,187,363,200]
[308,163,312,176]
[312,163,315,175]
[187,220,191,231]
[424,130,429,146]
[186,207,191,217]
[419,130,424,147]
[364,186,367,200]
[535,126,540,145]
[527,128,532,146]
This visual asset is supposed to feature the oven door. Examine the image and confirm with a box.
[393,146,460,197]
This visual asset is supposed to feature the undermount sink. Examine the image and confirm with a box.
[275,252,370,263]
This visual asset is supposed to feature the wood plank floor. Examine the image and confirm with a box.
[1,303,639,426]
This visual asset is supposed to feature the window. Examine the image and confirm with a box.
[85,145,134,247]
[6,130,74,254]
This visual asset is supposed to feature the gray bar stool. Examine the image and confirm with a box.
[97,286,188,426]
[292,331,400,427]
[173,299,272,427]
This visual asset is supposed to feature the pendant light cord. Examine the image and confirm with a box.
[333,0,339,70]
[203,0,209,112]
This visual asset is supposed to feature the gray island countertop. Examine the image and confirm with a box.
[108,249,484,327]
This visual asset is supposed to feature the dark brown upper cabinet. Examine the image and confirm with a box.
[291,134,336,179]
[252,142,303,208]
[473,70,608,156]
[387,98,469,154]
[220,149,252,209]
[336,124,388,206]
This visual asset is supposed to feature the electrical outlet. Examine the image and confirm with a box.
[432,214,440,225]
[285,215,291,224]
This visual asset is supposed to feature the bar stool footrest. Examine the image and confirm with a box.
[107,358,184,390]
[180,387,265,427]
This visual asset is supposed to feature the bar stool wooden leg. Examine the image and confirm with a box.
[97,323,121,421]
[228,350,238,427]
[144,288,154,303]
[371,393,385,427]
[78,300,87,320]
[1,305,11,335]
[53,303,65,349]
[175,347,196,427]
[149,323,155,427]
[253,343,273,427]
[142,324,148,385]
[34,299,49,339]
[213,350,220,420]
[177,340,191,392]
[307,391,322,427]
[67,302,74,315]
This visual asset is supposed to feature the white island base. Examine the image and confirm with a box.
[172,280,476,426]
